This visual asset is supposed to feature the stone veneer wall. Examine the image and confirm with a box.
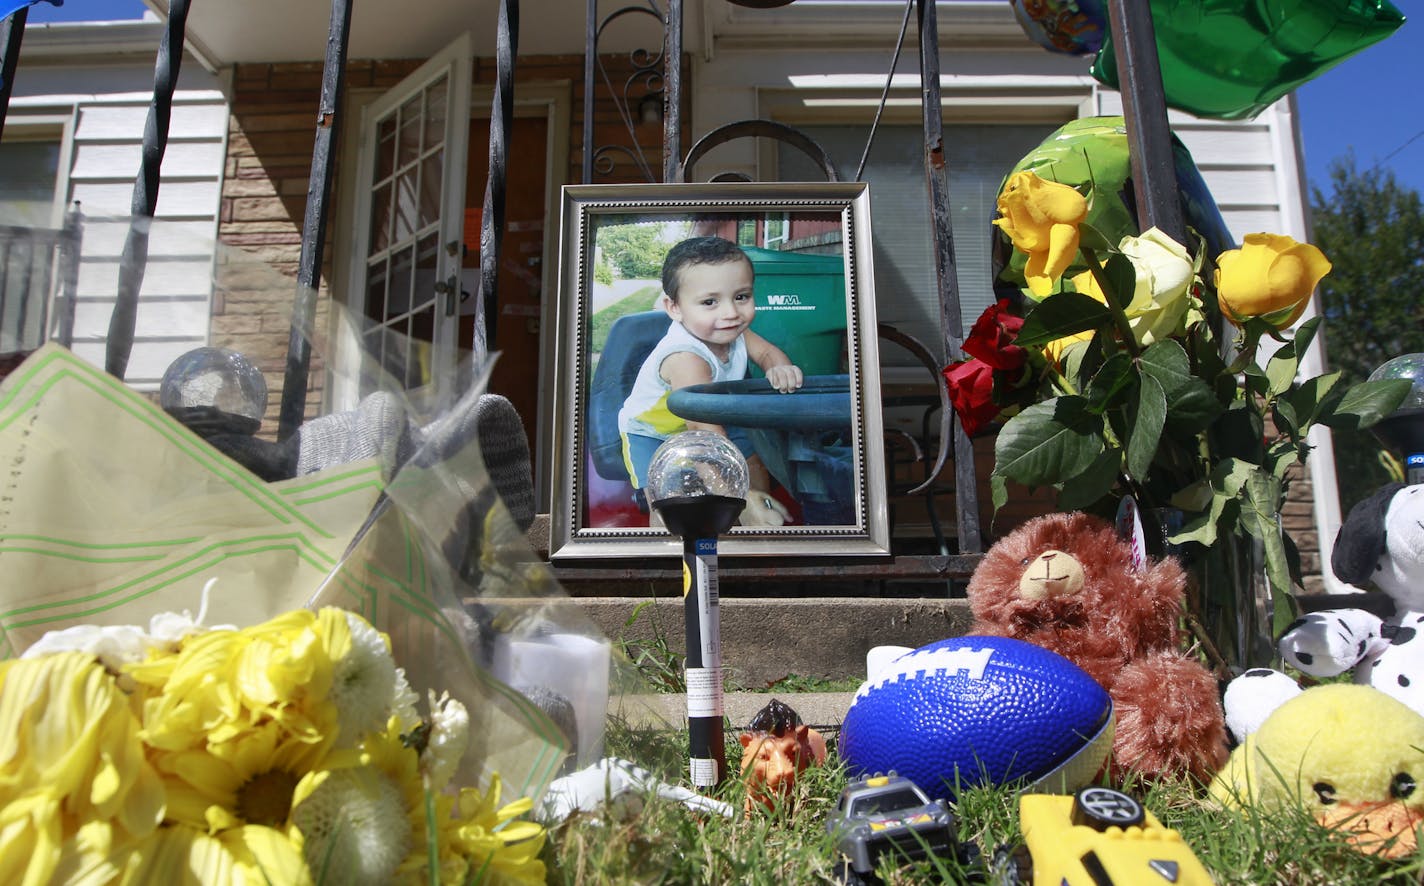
[1282,461,1325,595]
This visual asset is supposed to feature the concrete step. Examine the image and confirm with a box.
[614,691,857,733]
[577,595,974,687]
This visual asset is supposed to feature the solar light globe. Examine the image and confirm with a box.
[1370,354,1424,411]
[646,430,748,544]
[1368,353,1424,484]
[646,430,749,504]
[159,347,268,436]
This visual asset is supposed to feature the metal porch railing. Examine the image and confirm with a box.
[0,203,81,374]
[0,0,1185,561]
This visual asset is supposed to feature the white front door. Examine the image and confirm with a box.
[347,33,473,401]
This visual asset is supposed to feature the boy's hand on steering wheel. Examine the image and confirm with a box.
[739,490,791,527]
[764,364,803,394]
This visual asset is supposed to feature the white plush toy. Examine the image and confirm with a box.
[1225,483,1424,740]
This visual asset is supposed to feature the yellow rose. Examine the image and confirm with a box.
[1214,233,1331,329]
[993,171,1088,297]
[1043,324,1093,365]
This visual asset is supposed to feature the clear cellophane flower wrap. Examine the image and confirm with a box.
[0,287,646,809]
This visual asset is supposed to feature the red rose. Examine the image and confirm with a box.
[942,358,999,438]
[962,299,1026,371]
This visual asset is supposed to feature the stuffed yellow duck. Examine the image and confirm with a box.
[1210,683,1424,858]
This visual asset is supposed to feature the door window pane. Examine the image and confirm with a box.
[376,116,398,182]
[393,169,418,243]
[423,75,449,150]
[398,95,423,170]
[419,150,444,228]
[369,182,393,254]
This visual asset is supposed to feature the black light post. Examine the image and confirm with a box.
[644,430,748,789]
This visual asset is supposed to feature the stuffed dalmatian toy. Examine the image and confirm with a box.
[1225,483,1424,740]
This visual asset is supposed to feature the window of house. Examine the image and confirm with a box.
[764,212,789,248]
[777,122,1053,366]
[0,138,61,227]
[1,131,66,355]
[735,217,757,247]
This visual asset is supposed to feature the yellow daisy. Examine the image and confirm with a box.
[147,719,333,834]
[442,774,547,886]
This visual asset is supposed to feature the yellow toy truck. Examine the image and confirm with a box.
[995,787,1213,885]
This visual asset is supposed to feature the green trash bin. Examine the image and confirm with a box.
[743,246,847,377]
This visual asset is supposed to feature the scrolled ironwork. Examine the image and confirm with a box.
[0,6,27,139]
[278,0,353,440]
[475,0,519,362]
[107,0,192,380]
[583,0,667,183]
[678,119,841,183]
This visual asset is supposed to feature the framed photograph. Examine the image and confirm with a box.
[548,182,888,560]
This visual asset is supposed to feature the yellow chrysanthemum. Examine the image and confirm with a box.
[0,653,165,886]
[217,824,312,886]
[0,790,66,886]
[116,822,309,886]
[128,610,341,754]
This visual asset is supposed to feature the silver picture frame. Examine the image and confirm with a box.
[548,181,887,560]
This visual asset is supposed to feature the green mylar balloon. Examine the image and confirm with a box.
[1093,0,1404,120]
[992,116,1234,300]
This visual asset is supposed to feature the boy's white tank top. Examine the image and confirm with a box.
[617,320,748,439]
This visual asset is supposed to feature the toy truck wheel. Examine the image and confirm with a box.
[833,858,875,886]
[991,844,1030,885]
[1070,787,1145,830]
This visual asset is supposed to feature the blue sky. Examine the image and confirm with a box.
[1295,14,1421,201]
[23,0,1421,200]
[23,0,148,23]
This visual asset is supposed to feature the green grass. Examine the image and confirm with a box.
[589,284,661,354]
[547,723,1424,885]
[549,617,1424,884]
[761,673,865,694]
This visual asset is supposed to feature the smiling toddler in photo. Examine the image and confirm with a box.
[617,236,803,526]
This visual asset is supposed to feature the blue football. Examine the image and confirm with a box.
[840,636,1113,801]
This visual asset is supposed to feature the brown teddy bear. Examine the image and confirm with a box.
[966,512,1228,784]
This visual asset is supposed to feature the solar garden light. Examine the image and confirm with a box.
[1368,353,1424,485]
[159,347,268,437]
[644,429,749,788]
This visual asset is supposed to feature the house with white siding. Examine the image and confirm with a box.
[1,15,226,388]
[0,0,1347,589]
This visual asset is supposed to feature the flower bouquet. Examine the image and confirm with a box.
[3,602,544,885]
[0,284,633,882]
[946,169,1412,666]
